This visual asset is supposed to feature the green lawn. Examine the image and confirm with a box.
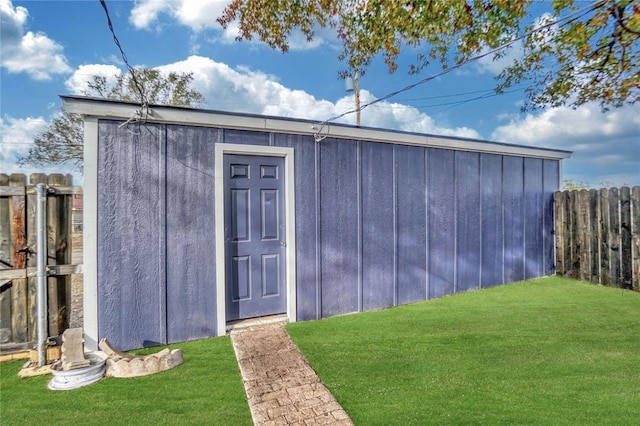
[2,277,638,425]
[0,336,252,425]
[287,277,640,425]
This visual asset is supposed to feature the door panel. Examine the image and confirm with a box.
[231,189,250,241]
[224,154,286,321]
[261,189,279,239]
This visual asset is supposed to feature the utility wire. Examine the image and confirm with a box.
[431,88,525,114]
[392,88,499,103]
[98,0,146,106]
[315,0,606,137]
[366,87,525,110]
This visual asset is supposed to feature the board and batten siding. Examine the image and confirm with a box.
[97,122,218,349]
[65,96,568,351]
[95,121,560,351]
[284,137,559,319]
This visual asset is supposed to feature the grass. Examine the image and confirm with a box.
[287,277,640,425]
[0,336,252,425]
[2,277,638,425]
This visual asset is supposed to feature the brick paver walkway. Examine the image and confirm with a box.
[230,322,354,425]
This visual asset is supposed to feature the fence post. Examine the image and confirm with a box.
[27,174,48,342]
[35,183,47,367]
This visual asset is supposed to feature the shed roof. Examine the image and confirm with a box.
[61,95,571,160]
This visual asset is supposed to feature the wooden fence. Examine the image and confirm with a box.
[554,186,640,291]
[0,173,80,350]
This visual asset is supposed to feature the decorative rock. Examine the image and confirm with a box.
[99,338,184,378]
[61,328,90,370]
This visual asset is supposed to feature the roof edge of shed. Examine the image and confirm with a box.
[61,95,572,160]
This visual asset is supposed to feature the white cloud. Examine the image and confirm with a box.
[473,13,559,77]
[491,103,640,186]
[0,116,47,172]
[4,53,478,180]
[64,64,123,95]
[131,1,232,32]
[0,0,71,79]
[491,103,640,150]
[130,0,327,50]
[529,13,558,49]
[173,0,229,31]
[354,92,480,138]
[129,0,169,29]
[155,55,479,139]
[156,55,338,117]
[475,41,524,76]
[0,115,82,181]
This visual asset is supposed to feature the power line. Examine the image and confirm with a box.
[392,88,499,103]
[98,0,146,106]
[365,87,525,110]
[315,0,606,137]
[431,88,525,113]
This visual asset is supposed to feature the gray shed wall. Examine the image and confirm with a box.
[96,120,559,350]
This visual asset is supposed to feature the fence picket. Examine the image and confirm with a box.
[632,187,640,292]
[578,190,591,281]
[568,190,578,278]
[589,189,599,283]
[0,174,11,343]
[8,174,28,343]
[620,187,632,289]
[555,186,639,291]
[0,173,77,349]
[46,174,72,336]
[599,189,612,286]
[609,188,621,286]
[553,191,566,275]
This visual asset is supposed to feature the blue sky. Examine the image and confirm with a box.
[1,0,638,187]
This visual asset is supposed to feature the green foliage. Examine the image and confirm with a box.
[498,0,640,111]
[84,68,204,107]
[288,277,640,424]
[0,337,252,425]
[561,178,628,190]
[18,69,204,171]
[17,112,84,170]
[219,0,639,111]
[562,178,592,190]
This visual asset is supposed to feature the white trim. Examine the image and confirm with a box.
[558,161,564,188]
[83,118,99,350]
[214,143,297,336]
[61,96,571,161]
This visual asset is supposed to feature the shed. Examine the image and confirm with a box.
[62,96,571,351]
